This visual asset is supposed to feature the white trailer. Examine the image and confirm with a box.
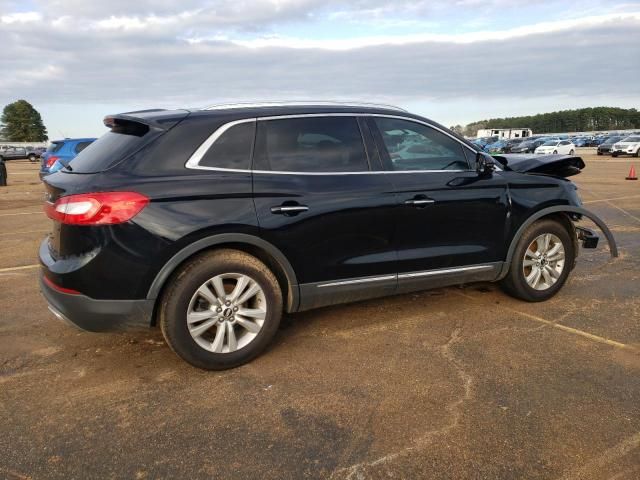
[477,128,532,139]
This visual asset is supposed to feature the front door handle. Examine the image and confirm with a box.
[404,197,435,207]
[271,204,309,215]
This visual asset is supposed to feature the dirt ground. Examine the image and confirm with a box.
[1,150,639,480]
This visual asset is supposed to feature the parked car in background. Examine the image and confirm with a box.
[40,138,96,177]
[510,138,546,153]
[0,147,29,161]
[535,140,575,155]
[597,136,625,155]
[39,102,616,369]
[485,139,508,153]
[472,136,498,149]
[502,138,524,153]
[26,146,46,162]
[611,135,640,157]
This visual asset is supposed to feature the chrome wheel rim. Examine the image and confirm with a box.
[187,273,266,353]
[522,233,566,291]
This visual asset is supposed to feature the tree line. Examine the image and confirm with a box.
[458,107,640,137]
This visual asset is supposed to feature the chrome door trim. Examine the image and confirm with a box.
[317,274,397,288]
[185,112,479,173]
[315,263,496,289]
[398,264,494,280]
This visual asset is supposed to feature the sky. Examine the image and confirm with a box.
[0,0,639,138]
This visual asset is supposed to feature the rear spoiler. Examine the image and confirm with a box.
[104,109,190,131]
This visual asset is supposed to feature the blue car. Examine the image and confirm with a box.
[40,138,96,177]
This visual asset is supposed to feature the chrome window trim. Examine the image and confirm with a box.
[316,263,495,288]
[184,118,257,170]
[185,112,479,174]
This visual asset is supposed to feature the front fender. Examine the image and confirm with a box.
[499,206,618,279]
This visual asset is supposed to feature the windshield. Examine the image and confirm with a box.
[603,137,621,144]
[622,136,640,143]
[542,141,558,146]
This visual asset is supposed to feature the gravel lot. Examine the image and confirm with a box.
[1,151,639,479]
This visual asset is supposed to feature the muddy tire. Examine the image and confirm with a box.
[500,219,574,302]
[159,249,283,370]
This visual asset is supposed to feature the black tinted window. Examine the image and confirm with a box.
[67,121,157,173]
[255,117,368,172]
[374,118,469,171]
[74,141,92,154]
[200,121,255,169]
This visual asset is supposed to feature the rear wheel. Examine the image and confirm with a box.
[500,219,574,302]
[553,150,558,154]
[612,152,618,157]
[28,154,37,162]
[569,149,575,155]
[160,249,283,370]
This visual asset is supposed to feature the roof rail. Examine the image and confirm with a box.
[203,101,408,112]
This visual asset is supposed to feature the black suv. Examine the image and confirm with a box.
[39,103,617,369]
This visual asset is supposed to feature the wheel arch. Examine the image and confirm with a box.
[147,234,300,323]
[498,205,618,279]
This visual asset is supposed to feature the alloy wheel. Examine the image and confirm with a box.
[186,273,267,353]
[522,233,566,291]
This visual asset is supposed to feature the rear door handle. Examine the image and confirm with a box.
[270,205,309,215]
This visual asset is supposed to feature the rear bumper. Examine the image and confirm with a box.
[39,272,153,332]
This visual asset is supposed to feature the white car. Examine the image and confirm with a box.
[534,140,575,155]
[611,135,640,157]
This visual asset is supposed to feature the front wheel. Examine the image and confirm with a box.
[28,155,37,162]
[569,149,574,155]
[553,150,558,154]
[500,219,574,302]
[159,249,283,370]
[612,153,618,157]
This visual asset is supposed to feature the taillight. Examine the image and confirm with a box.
[46,155,59,167]
[44,191,149,225]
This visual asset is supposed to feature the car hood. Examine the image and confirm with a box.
[492,154,585,178]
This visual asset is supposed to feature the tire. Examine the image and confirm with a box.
[634,149,639,158]
[0,163,6,186]
[597,151,602,155]
[553,150,558,154]
[159,249,283,370]
[612,153,618,157]
[569,149,574,155]
[28,154,37,162]
[500,219,574,302]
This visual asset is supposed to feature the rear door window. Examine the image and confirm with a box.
[199,121,255,170]
[254,116,369,172]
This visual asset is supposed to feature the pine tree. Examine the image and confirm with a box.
[0,100,48,142]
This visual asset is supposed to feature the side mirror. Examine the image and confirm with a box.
[476,152,496,175]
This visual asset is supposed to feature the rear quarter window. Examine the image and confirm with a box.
[199,121,255,170]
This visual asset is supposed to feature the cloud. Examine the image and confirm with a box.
[0,0,638,134]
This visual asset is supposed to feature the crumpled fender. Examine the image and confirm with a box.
[499,205,618,279]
